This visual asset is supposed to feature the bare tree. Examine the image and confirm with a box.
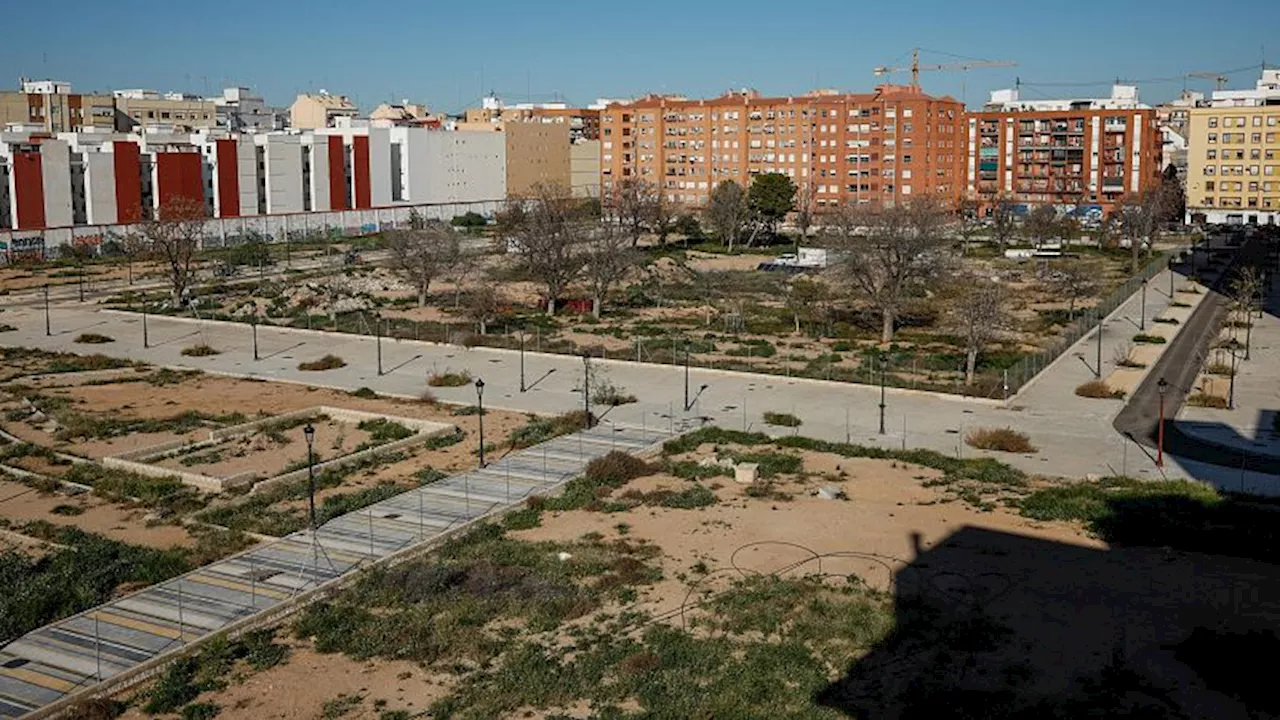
[795,181,816,241]
[444,248,480,309]
[465,285,502,335]
[1232,265,1263,319]
[824,195,949,343]
[510,183,587,315]
[652,193,681,246]
[785,277,829,335]
[947,278,1008,386]
[991,194,1018,249]
[1022,204,1060,246]
[955,198,980,255]
[1116,189,1165,274]
[141,195,207,305]
[1050,259,1100,320]
[582,225,637,318]
[612,178,658,247]
[385,214,459,307]
[704,180,750,251]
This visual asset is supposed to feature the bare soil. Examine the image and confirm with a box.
[0,478,196,549]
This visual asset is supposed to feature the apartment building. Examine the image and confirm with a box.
[290,92,359,130]
[966,85,1162,220]
[1185,70,1280,225]
[113,90,216,133]
[0,79,115,133]
[458,120,571,197]
[570,140,600,198]
[598,85,965,211]
[209,87,286,132]
[465,95,602,141]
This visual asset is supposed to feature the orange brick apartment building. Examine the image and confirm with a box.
[965,85,1163,219]
[598,85,966,210]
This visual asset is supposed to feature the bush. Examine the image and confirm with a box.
[584,452,651,485]
[1152,317,1180,325]
[298,354,346,371]
[1187,393,1229,409]
[1075,380,1125,399]
[1204,362,1234,376]
[348,387,379,399]
[182,344,221,357]
[0,323,17,332]
[964,427,1037,454]
[74,332,114,344]
[428,370,473,387]
[508,411,591,449]
[1132,333,1167,344]
[357,418,415,444]
[763,411,802,428]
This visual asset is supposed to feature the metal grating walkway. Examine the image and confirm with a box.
[0,422,673,719]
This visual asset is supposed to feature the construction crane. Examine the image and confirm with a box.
[1186,71,1229,91]
[873,48,1017,89]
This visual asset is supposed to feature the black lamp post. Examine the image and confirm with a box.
[581,353,592,429]
[142,304,149,348]
[1095,314,1103,379]
[1168,256,1175,298]
[1228,347,1239,410]
[1156,377,1167,468]
[375,313,383,376]
[878,352,887,435]
[1140,277,1147,331]
[251,315,258,360]
[43,283,51,336]
[475,378,486,467]
[519,331,526,392]
[683,340,690,411]
[303,423,317,529]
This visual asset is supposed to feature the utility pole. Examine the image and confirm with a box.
[475,378,486,467]
[1156,378,1167,468]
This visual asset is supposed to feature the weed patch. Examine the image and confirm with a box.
[427,370,472,387]
[74,333,114,344]
[298,354,346,371]
[181,344,221,357]
[1187,393,1228,409]
[965,427,1037,454]
[1075,380,1125,399]
[762,411,802,428]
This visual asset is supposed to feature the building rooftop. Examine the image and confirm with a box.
[980,84,1149,112]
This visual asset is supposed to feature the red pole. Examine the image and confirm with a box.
[1157,394,1165,468]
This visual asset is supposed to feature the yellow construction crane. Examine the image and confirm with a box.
[874,48,1017,88]
[1186,71,1228,91]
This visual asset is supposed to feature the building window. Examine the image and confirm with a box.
[1208,118,1218,128]
[1208,133,1217,143]
[1207,149,1217,159]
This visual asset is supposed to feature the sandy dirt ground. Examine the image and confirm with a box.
[151,419,372,480]
[0,478,195,549]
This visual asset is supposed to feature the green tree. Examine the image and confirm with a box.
[748,172,797,238]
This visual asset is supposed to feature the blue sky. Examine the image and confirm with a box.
[4,0,1278,112]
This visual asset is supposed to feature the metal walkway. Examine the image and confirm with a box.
[0,423,673,719]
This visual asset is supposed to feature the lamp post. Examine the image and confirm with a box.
[519,331,526,392]
[375,313,383,376]
[142,304,149,348]
[1140,277,1147,331]
[1228,347,1239,410]
[1168,256,1174,298]
[43,283,51,336]
[581,353,592,429]
[303,423,317,529]
[683,340,690,411]
[251,315,258,360]
[1156,377,1167,469]
[878,352,887,435]
[1095,314,1103,380]
[475,378,486,467]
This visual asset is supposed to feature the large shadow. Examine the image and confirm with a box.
[815,490,1280,719]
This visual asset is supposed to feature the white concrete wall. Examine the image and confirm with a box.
[236,138,258,216]
[82,151,117,225]
[261,135,302,214]
[368,127,392,206]
[396,129,505,205]
[306,136,331,211]
[41,140,74,228]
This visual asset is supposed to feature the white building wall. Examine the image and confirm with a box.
[40,140,74,228]
[235,138,258,216]
[261,135,303,214]
[368,128,392,206]
[306,136,331,211]
[82,151,117,225]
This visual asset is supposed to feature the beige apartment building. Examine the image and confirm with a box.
[290,92,359,129]
[1185,70,1280,225]
[459,121,572,197]
[570,140,601,198]
[113,90,215,132]
[0,80,115,132]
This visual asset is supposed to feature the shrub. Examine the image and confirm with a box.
[182,703,221,720]
[357,418,415,444]
[584,452,651,486]
[594,384,638,406]
[1075,380,1125,399]
[50,504,85,516]
[181,344,221,357]
[964,427,1037,454]
[508,411,591,449]
[1204,362,1234,376]
[0,323,17,332]
[1187,393,1229,409]
[1132,333,1167,344]
[452,405,485,416]
[763,411,802,428]
[428,370,472,387]
[1152,317,1180,325]
[348,387,379,399]
[74,333,114,344]
[298,354,346,371]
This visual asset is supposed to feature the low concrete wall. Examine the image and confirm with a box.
[248,422,452,496]
[100,456,226,493]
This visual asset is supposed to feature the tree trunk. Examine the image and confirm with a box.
[592,295,602,319]
[479,319,487,335]
[965,347,978,386]
[417,283,428,308]
[546,295,556,315]
[880,308,894,344]
[793,312,801,335]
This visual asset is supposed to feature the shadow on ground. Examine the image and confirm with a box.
[814,489,1280,719]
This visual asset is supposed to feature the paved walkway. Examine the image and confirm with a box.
[0,424,672,719]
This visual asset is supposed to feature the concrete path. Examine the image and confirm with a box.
[0,423,673,719]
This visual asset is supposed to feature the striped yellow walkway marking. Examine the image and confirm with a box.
[186,572,290,601]
[90,611,198,643]
[0,666,76,693]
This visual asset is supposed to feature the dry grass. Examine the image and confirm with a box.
[1186,393,1229,409]
[298,354,347,371]
[427,370,473,387]
[74,333,114,344]
[1075,380,1126,399]
[181,344,220,357]
[965,427,1037,454]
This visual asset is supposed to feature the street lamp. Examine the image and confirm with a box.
[581,353,592,429]
[1228,346,1239,410]
[303,423,317,529]
[475,378,486,467]
[683,340,690,411]
[1140,277,1147,331]
[1156,377,1167,469]
[374,313,383,376]
[519,331,526,392]
[878,352,887,435]
[43,284,51,337]
[143,303,149,348]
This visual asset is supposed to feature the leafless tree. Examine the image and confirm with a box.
[704,180,750,251]
[947,278,1008,386]
[510,183,587,315]
[1022,204,1060,246]
[991,194,1018,249]
[141,195,207,305]
[385,214,460,307]
[824,195,950,343]
[444,247,480,309]
[465,285,502,335]
[955,198,980,255]
[582,225,637,318]
[1051,259,1101,320]
[612,178,658,247]
[1116,189,1166,273]
[785,277,829,335]
[652,193,681,246]
[795,181,816,241]
[1232,265,1263,319]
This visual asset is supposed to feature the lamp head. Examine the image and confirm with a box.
[475,377,485,396]
[1157,377,1168,396]
[303,423,315,443]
